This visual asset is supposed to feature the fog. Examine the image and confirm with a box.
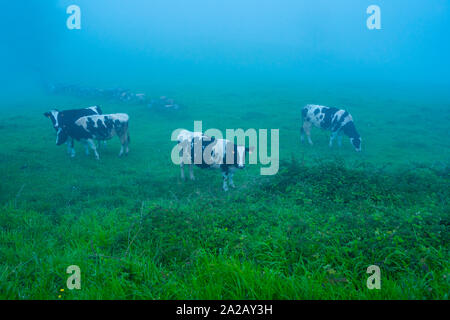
[1,0,449,96]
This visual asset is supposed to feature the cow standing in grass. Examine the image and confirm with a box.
[177,130,253,191]
[56,113,130,160]
[44,106,103,157]
[301,104,362,152]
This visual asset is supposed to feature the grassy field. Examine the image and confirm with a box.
[0,82,448,299]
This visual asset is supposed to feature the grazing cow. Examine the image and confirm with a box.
[177,130,253,191]
[301,104,362,152]
[44,106,103,157]
[56,113,130,160]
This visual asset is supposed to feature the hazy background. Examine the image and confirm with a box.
[1,0,449,98]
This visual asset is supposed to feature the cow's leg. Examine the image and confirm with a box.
[69,138,75,158]
[303,122,313,145]
[87,139,99,160]
[180,161,185,180]
[222,172,229,191]
[300,126,305,143]
[329,131,338,147]
[228,172,236,189]
[179,144,186,180]
[96,140,107,149]
[97,140,107,148]
[338,132,343,147]
[118,130,129,157]
[84,140,90,155]
[118,138,126,157]
[125,133,129,155]
[189,164,195,181]
[66,140,75,157]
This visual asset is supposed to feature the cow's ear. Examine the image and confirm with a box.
[44,112,50,118]
[247,146,255,154]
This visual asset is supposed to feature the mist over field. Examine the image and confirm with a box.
[2,0,450,94]
[0,1,448,300]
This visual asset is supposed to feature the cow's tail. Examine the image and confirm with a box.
[123,120,130,144]
[301,105,308,122]
[300,106,308,141]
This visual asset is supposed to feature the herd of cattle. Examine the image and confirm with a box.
[47,83,183,112]
[48,84,149,105]
[44,104,361,190]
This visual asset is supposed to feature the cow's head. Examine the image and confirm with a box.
[56,127,69,145]
[350,136,362,152]
[232,144,255,169]
[44,109,60,130]
[343,121,362,152]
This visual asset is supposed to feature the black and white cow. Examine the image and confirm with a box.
[44,106,103,157]
[301,104,362,152]
[56,113,130,160]
[177,130,253,191]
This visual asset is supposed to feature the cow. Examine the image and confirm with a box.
[301,104,362,152]
[177,130,253,191]
[55,113,130,160]
[44,106,103,157]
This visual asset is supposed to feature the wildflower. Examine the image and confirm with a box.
[327,268,336,275]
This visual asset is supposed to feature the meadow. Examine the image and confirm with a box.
[0,81,448,299]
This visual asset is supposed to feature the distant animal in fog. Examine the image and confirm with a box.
[301,104,362,152]
[47,83,149,105]
[56,113,130,160]
[177,130,253,191]
[44,106,103,157]
[148,96,183,112]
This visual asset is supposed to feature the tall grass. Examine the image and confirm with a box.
[0,159,448,299]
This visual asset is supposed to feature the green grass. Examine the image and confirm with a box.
[0,82,448,299]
